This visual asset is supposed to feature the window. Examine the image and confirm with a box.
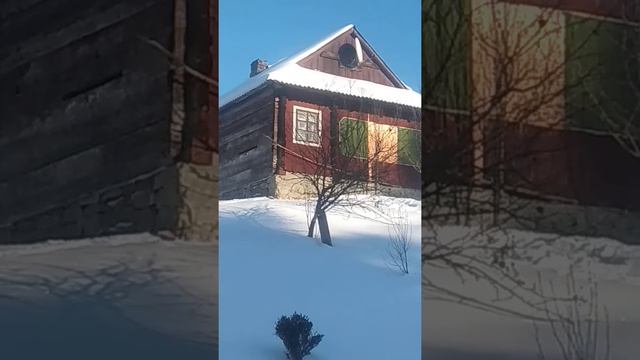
[339,118,368,158]
[339,118,420,166]
[397,127,420,167]
[565,15,639,131]
[425,0,470,110]
[293,106,322,146]
[338,44,359,68]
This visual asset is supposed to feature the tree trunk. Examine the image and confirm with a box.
[307,202,322,238]
[307,215,317,238]
[317,209,332,246]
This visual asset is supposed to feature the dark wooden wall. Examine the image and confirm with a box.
[209,0,218,153]
[0,0,182,243]
[219,86,276,199]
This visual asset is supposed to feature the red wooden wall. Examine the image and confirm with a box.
[281,99,421,189]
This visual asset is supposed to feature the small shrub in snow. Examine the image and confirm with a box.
[275,312,323,360]
[386,209,412,274]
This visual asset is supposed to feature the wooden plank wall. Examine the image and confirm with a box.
[503,124,640,211]
[278,87,422,189]
[0,0,176,243]
[209,0,219,153]
[219,87,276,199]
[297,29,401,88]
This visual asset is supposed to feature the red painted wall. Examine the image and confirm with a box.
[424,106,640,210]
[281,100,332,176]
[502,123,640,210]
[281,99,421,189]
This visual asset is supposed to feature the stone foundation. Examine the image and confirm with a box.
[273,173,314,199]
[175,156,218,242]
[372,184,421,200]
[424,187,640,244]
[272,172,421,200]
[1,158,220,244]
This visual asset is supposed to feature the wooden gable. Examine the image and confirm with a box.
[296,28,405,89]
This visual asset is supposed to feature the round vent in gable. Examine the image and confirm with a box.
[338,44,359,69]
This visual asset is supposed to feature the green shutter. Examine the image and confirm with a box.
[565,15,639,131]
[424,0,470,110]
[339,118,368,158]
[398,128,420,167]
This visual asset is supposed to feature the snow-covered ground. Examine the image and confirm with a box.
[423,225,640,360]
[0,234,217,360]
[9,196,638,360]
[219,196,422,360]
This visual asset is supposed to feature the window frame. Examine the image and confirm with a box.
[292,105,322,147]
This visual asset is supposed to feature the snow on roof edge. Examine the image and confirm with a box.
[268,64,421,108]
[220,25,354,108]
[270,80,422,109]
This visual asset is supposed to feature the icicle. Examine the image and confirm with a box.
[355,37,364,64]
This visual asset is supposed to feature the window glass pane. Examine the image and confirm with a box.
[298,121,307,130]
[308,112,318,123]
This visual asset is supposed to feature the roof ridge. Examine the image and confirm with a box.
[350,27,407,89]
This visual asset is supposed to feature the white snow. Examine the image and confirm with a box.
[219,196,421,360]
[219,25,421,109]
[0,233,217,360]
[423,225,640,360]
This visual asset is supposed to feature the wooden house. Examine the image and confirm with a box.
[425,0,640,212]
[220,25,421,200]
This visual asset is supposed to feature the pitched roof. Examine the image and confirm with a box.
[219,24,421,109]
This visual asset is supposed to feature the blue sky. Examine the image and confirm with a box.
[219,0,421,95]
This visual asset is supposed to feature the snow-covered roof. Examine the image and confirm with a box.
[219,24,421,109]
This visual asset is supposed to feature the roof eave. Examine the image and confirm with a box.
[271,81,421,110]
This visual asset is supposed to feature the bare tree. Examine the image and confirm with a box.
[534,271,611,360]
[271,107,418,246]
[385,207,413,274]
[424,0,603,226]
[423,0,606,325]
